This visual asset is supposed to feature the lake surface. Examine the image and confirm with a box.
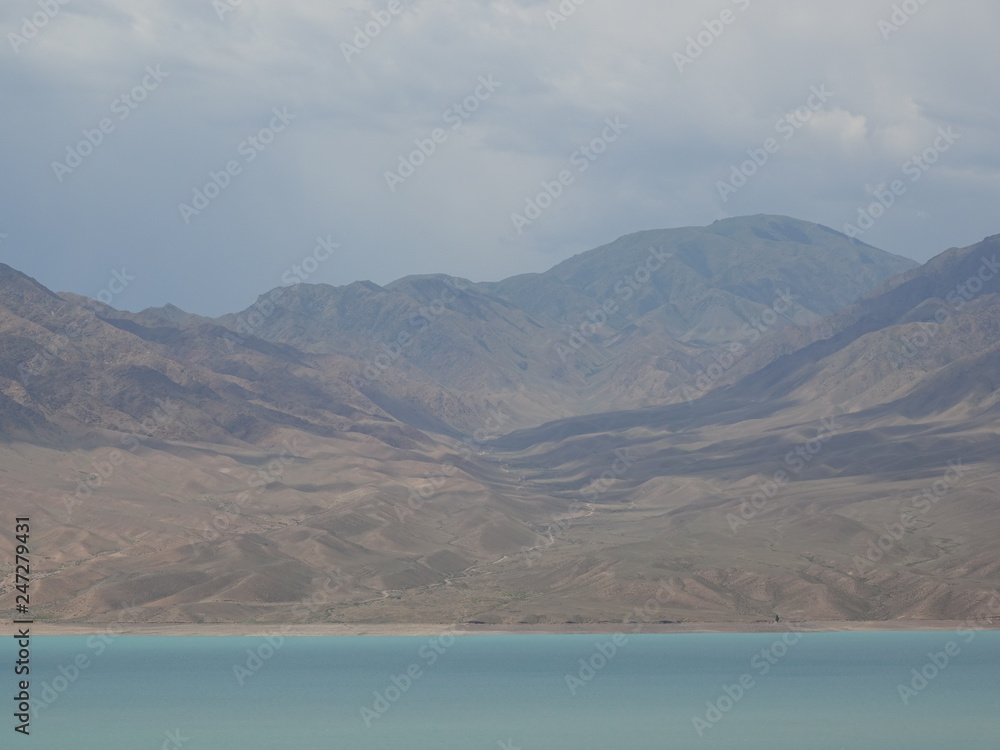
[7,631,999,748]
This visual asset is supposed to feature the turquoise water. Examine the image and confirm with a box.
[6,631,999,748]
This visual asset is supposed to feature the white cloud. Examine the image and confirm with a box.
[0,0,998,314]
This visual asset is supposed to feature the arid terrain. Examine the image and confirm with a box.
[1,215,998,631]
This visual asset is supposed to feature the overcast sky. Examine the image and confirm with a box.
[2,0,998,315]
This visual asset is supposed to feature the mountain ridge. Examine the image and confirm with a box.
[3,216,999,628]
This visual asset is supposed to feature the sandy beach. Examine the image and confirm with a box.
[5,619,997,637]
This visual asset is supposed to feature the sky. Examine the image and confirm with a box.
[1,0,998,316]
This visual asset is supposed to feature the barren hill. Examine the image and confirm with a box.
[3,217,998,628]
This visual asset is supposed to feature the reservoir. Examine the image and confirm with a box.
[8,631,999,748]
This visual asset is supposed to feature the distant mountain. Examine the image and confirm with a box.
[709,233,1000,419]
[478,214,917,413]
[478,233,1000,623]
[484,214,914,331]
[5,216,999,629]
[0,272,431,451]
[205,215,919,431]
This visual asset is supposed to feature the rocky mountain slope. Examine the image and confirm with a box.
[2,217,997,627]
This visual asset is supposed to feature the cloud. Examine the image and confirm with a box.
[1,0,998,315]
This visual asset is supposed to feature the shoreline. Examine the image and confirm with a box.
[4,619,996,637]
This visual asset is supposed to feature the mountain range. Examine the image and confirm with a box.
[1,214,998,628]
